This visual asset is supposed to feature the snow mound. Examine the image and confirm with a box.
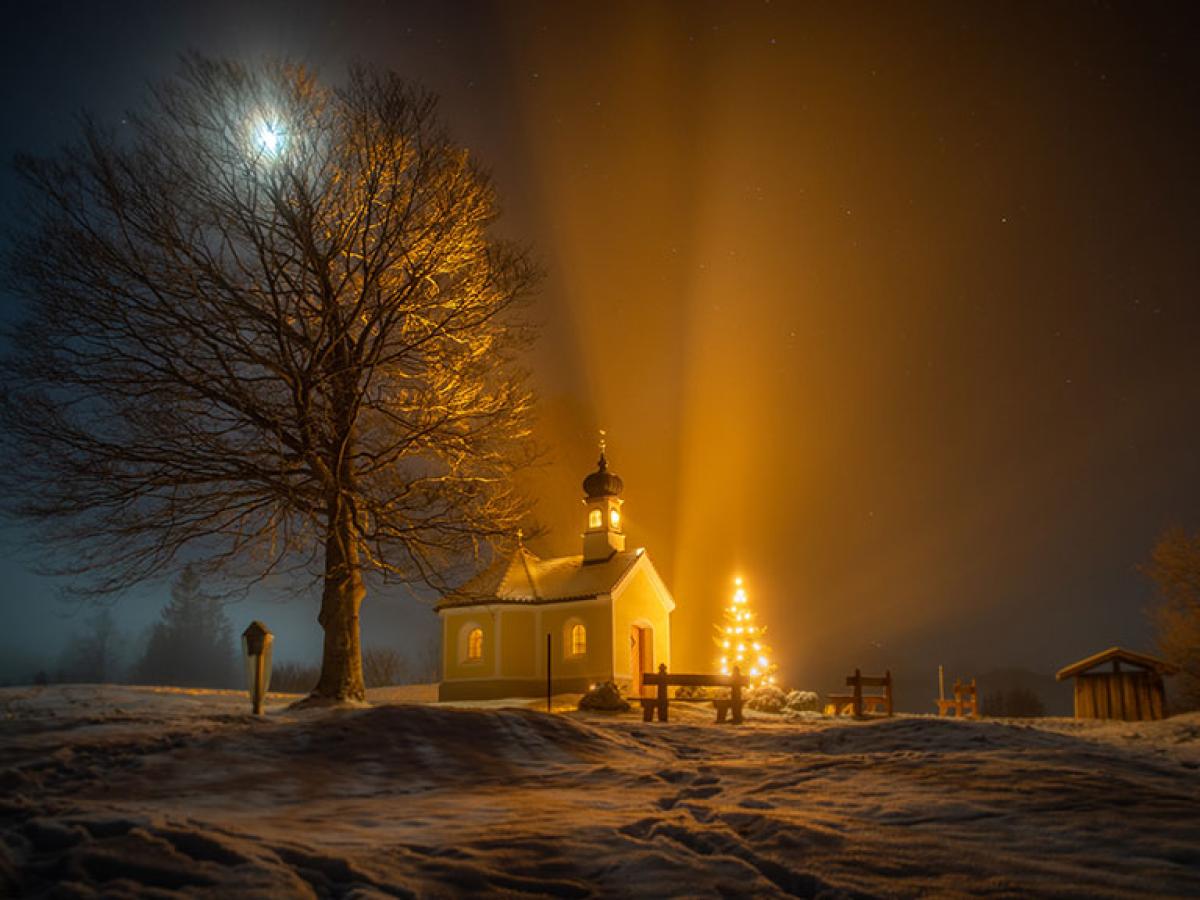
[2,686,1199,897]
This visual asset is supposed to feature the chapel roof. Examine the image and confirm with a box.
[436,546,645,610]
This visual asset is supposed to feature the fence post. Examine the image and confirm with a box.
[546,633,552,713]
[731,666,744,724]
[852,667,863,718]
[656,663,669,722]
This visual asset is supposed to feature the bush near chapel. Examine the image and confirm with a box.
[784,690,821,713]
[578,682,631,712]
[746,684,788,713]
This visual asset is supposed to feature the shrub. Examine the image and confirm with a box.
[784,690,820,713]
[746,684,788,713]
[578,681,631,712]
[270,662,319,694]
[674,684,719,700]
[362,647,407,688]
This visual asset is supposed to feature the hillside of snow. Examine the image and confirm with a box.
[2,685,1198,897]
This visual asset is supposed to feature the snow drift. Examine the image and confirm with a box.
[2,685,1198,897]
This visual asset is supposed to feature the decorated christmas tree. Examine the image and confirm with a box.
[716,577,777,687]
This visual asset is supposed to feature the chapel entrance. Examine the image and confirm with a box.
[631,625,654,697]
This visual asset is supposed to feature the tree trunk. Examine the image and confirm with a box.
[312,493,367,702]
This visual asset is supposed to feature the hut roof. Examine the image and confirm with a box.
[1055,646,1180,681]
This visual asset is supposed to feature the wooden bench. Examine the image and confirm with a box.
[639,664,748,724]
[826,669,893,717]
[936,677,978,718]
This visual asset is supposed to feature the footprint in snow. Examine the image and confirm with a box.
[679,784,722,801]
[655,769,692,784]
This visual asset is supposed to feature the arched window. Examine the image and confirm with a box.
[588,508,602,529]
[608,507,620,528]
[467,627,483,661]
[570,623,587,657]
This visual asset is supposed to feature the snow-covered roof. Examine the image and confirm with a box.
[1055,646,1180,680]
[436,546,647,610]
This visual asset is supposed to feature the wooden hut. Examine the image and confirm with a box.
[1055,647,1178,721]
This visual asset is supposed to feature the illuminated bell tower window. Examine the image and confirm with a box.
[589,508,602,529]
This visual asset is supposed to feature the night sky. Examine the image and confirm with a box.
[2,1,1198,700]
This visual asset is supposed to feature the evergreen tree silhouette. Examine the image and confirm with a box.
[136,566,237,688]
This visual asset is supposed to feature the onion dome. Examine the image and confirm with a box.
[583,450,624,499]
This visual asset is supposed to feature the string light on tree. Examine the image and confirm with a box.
[716,576,777,687]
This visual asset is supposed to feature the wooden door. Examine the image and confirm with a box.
[630,626,643,696]
[631,625,654,697]
[641,627,654,691]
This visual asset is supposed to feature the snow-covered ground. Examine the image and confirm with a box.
[2,685,1198,898]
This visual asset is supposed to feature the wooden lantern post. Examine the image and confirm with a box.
[242,621,274,715]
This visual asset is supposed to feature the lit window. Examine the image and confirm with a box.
[588,508,602,529]
[609,507,620,528]
[467,627,483,661]
[570,623,587,656]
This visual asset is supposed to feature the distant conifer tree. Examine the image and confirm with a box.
[136,566,237,688]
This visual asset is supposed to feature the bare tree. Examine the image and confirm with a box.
[1144,528,1200,709]
[412,631,442,684]
[57,608,124,684]
[362,646,407,688]
[0,57,539,702]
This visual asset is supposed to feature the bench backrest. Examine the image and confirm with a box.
[846,671,892,689]
[642,672,747,688]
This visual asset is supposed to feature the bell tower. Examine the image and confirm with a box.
[581,437,625,563]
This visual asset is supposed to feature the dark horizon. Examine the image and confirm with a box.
[2,1,1198,701]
